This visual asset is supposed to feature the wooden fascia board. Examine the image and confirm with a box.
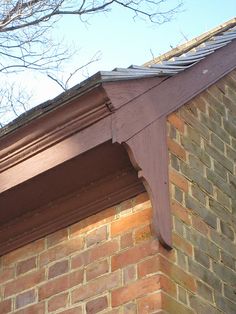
[0,85,110,173]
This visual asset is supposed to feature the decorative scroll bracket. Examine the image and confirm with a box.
[123,117,172,249]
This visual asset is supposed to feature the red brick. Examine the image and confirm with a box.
[171,200,191,225]
[134,224,152,243]
[160,275,177,298]
[16,257,37,276]
[123,265,136,285]
[111,207,152,236]
[71,239,119,269]
[46,228,68,248]
[72,271,120,303]
[137,292,162,313]
[14,302,45,314]
[168,138,186,161]
[0,267,14,284]
[48,292,69,312]
[86,225,107,247]
[39,269,83,300]
[159,256,196,293]
[15,289,36,309]
[0,299,12,314]
[58,306,82,314]
[48,260,69,279]
[120,232,133,249]
[112,274,161,306]
[69,207,116,237]
[173,233,193,257]
[2,239,44,266]
[169,169,188,192]
[4,269,45,298]
[192,215,209,236]
[86,259,109,281]
[167,113,185,133]
[138,256,160,278]
[112,240,159,270]
[86,296,108,314]
[39,237,83,267]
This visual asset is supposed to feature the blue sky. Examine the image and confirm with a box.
[8,0,236,110]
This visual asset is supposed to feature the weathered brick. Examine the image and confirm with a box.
[170,153,180,171]
[191,214,209,236]
[186,125,201,145]
[57,306,82,314]
[203,89,226,116]
[211,133,224,151]
[111,207,151,236]
[137,292,162,313]
[200,113,230,144]
[169,169,188,192]
[220,251,235,270]
[210,229,236,257]
[15,289,36,309]
[216,189,231,210]
[71,239,119,269]
[4,269,45,298]
[69,206,116,237]
[39,237,84,267]
[48,260,69,279]
[167,138,186,160]
[189,294,221,314]
[171,200,191,225]
[223,119,236,138]
[0,267,14,285]
[46,228,68,248]
[16,257,37,276]
[39,269,83,300]
[112,274,161,306]
[112,240,159,270]
[14,302,45,314]
[162,292,194,314]
[226,145,236,162]
[181,161,213,195]
[123,302,137,313]
[181,137,211,167]
[197,280,214,303]
[212,261,236,285]
[86,259,109,281]
[174,186,183,203]
[191,184,206,205]
[72,271,120,303]
[215,291,236,314]
[185,195,217,229]
[86,225,107,247]
[188,258,222,291]
[0,299,12,314]
[48,292,69,312]
[206,168,232,197]
[2,239,44,266]
[224,284,236,303]
[178,286,187,304]
[220,220,234,241]
[205,144,234,173]
[173,232,193,257]
[120,232,133,249]
[86,296,108,314]
[189,155,205,175]
[167,113,185,133]
[185,228,219,261]
[123,265,136,285]
[213,160,228,180]
[194,248,210,269]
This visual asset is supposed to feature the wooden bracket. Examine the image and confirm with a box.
[123,117,172,249]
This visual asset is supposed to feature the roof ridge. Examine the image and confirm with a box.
[144,17,236,66]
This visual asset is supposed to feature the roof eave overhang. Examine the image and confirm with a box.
[1,38,236,256]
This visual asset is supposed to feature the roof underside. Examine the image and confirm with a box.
[1,17,236,137]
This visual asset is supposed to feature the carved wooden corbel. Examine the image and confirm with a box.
[122,117,172,249]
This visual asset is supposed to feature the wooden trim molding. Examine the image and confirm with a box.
[1,40,236,254]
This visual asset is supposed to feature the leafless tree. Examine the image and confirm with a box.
[0,0,182,125]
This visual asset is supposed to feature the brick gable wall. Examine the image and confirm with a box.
[0,70,236,314]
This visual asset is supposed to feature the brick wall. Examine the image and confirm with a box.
[0,70,236,314]
[166,69,236,314]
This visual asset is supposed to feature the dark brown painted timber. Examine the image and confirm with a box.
[1,38,236,255]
